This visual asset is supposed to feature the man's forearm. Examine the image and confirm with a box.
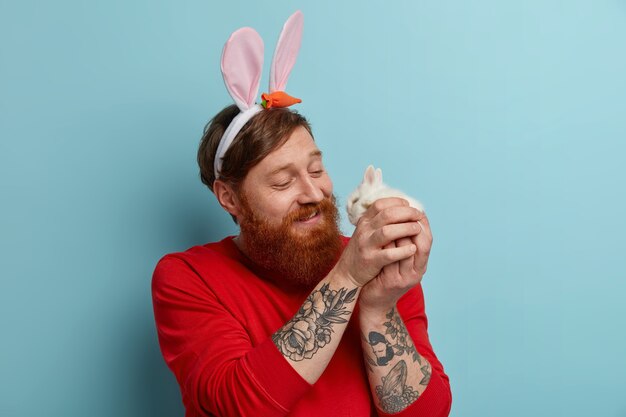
[272,267,361,384]
[360,306,432,414]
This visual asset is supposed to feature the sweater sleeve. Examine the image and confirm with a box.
[377,284,452,417]
[151,255,312,417]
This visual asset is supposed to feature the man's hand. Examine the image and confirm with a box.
[334,198,422,288]
[359,208,433,314]
[271,198,424,384]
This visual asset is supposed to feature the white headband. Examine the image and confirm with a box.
[213,10,304,180]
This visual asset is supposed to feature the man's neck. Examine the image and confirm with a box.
[232,234,245,254]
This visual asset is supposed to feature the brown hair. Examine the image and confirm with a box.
[197,104,313,206]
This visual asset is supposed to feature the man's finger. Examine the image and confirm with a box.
[416,211,433,240]
[370,206,422,229]
[371,222,420,247]
[383,240,396,250]
[376,243,416,265]
[396,237,416,278]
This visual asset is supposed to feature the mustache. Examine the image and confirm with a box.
[285,196,336,223]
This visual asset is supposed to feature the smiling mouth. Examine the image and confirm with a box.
[297,211,319,222]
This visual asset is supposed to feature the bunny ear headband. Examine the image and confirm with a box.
[214,10,304,180]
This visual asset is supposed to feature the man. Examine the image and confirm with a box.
[152,105,452,417]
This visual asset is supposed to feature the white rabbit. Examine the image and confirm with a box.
[346,165,425,226]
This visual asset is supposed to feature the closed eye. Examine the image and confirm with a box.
[272,180,292,190]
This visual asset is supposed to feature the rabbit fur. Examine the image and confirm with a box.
[346,165,424,226]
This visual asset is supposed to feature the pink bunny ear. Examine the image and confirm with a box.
[221,27,264,110]
[269,10,303,93]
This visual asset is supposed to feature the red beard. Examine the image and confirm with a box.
[237,193,343,288]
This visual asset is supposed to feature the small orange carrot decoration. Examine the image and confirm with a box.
[261,91,302,109]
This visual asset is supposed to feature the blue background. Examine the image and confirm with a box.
[1,1,625,416]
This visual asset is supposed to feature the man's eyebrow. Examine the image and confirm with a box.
[268,150,323,175]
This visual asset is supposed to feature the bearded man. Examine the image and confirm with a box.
[151,106,452,417]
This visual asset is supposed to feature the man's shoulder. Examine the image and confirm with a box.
[152,236,241,282]
[159,235,236,260]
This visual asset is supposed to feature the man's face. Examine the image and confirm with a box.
[371,342,387,359]
[234,126,342,286]
[238,125,334,231]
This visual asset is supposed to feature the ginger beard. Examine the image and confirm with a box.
[237,192,343,287]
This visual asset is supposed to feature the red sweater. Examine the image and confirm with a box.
[151,236,452,417]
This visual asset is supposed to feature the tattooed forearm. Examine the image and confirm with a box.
[420,362,432,386]
[362,307,433,413]
[367,331,395,366]
[366,308,420,366]
[375,360,419,413]
[272,283,357,361]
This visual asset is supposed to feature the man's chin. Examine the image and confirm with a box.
[237,194,343,287]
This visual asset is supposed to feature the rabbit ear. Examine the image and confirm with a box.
[375,168,383,183]
[269,10,303,93]
[221,27,264,111]
[364,165,376,185]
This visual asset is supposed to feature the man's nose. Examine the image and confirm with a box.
[297,176,324,204]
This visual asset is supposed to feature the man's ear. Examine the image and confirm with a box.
[213,180,242,220]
